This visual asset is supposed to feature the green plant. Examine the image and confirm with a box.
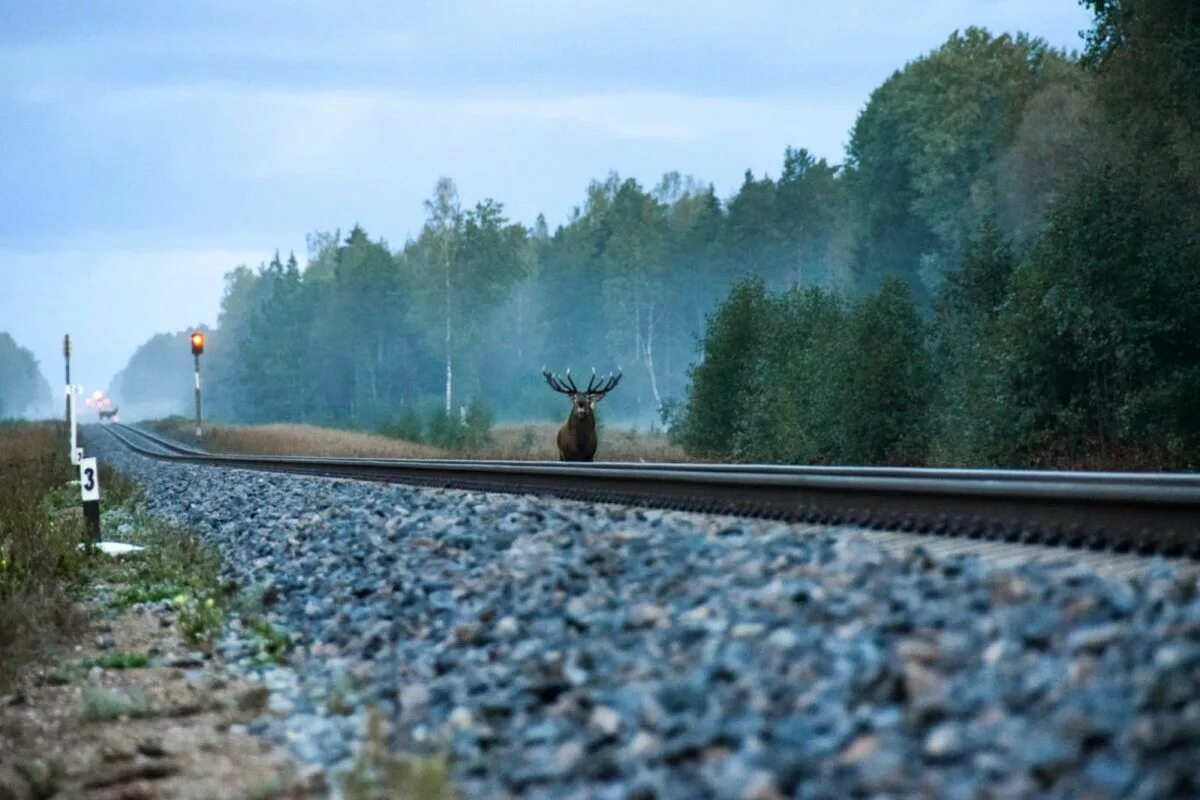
[79,652,151,670]
[246,617,291,665]
[378,405,425,443]
[174,593,224,644]
[0,424,90,690]
[80,686,152,720]
[340,710,456,800]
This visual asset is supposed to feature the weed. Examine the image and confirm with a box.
[98,464,141,507]
[80,686,152,720]
[246,617,291,665]
[174,593,224,644]
[325,671,360,716]
[97,512,222,615]
[0,423,89,690]
[78,652,150,670]
[12,759,59,797]
[339,710,456,800]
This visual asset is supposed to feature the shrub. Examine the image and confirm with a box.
[378,405,425,443]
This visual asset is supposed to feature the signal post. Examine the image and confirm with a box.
[191,331,205,438]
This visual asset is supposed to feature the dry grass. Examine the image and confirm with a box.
[481,422,691,462]
[0,422,88,690]
[152,418,692,462]
[159,422,449,458]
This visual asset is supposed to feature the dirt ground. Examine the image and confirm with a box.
[0,590,322,800]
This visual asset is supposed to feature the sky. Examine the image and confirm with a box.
[0,0,1094,402]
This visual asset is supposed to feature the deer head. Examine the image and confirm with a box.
[543,368,622,420]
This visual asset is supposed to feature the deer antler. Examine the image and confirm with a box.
[543,367,577,395]
[587,369,622,398]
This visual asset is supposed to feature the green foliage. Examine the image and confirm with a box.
[424,399,494,450]
[80,686,152,720]
[1000,171,1200,466]
[246,617,292,665]
[379,398,494,450]
[100,512,223,615]
[832,278,933,463]
[340,710,456,800]
[681,279,930,465]
[378,405,425,443]
[731,286,846,463]
[78,652,151,670]
[0,333,52,419]
[173,591,224,644]
[928,222,1017,465]
[675,279,771,455]
[846,28,1072,298]
[0,424,88,689]
[104,9,1200,470]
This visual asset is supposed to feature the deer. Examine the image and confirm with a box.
[542,367,622,462]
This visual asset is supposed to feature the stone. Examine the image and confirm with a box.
[590,705,622,737]
[627,603,667,629]
[923,722,965,760]
[1065,623,1122,652]
[400,683,430,712]
[496,616,520,639]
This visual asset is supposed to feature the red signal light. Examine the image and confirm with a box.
[190,331,206,355]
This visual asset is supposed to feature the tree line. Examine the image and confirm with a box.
[677,1,1200,469]
[0,333,51,420]
[112,3,1200,468]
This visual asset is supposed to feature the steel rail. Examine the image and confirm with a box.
[117,423,1200,488]
[104,423,1200,558]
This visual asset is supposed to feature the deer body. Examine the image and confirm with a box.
[543,368,621,462]
[557,407,599,462]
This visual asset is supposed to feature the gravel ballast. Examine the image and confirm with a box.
[90,430,1200,799]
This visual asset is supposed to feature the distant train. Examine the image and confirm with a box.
[98,406,119,421]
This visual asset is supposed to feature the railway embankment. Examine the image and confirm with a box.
[89,426,1200,799]
[0,423,320,799]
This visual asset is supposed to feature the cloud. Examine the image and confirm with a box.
[0,247,268,393]
[0,0,1094,385]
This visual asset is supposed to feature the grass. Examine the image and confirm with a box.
[245,617,291,665]
[148,417,691,462]
[79,652,151,670]
[0,420,228,689]
[340,710,456,800]
[99,506,223,614]
[150,418,446,458]
[0,422,90,690]
[80,685,152,720]
[485,422,689,461]
[174,592,225,643]
[96,510,226,644]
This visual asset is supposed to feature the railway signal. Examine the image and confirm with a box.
[63,334,72,424]
[190,330,205,438]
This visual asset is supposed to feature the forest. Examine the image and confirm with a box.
[0,333,51,420]
[111,1,1200,468]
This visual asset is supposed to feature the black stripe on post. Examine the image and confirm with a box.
[83,500,101,543]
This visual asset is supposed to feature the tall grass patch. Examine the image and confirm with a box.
[0,422,88,689]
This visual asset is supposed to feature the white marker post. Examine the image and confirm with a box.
[67,384,83,465]
[78,456,101,542]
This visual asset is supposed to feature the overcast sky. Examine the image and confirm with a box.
[0,1,1093,400]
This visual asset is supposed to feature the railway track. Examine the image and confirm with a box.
[103,422,1200,559]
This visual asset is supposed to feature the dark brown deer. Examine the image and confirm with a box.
[543,368,622,462]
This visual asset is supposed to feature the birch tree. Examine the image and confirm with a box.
[422,177,463,413]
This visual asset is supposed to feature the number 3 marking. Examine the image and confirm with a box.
[84,468,96,492]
